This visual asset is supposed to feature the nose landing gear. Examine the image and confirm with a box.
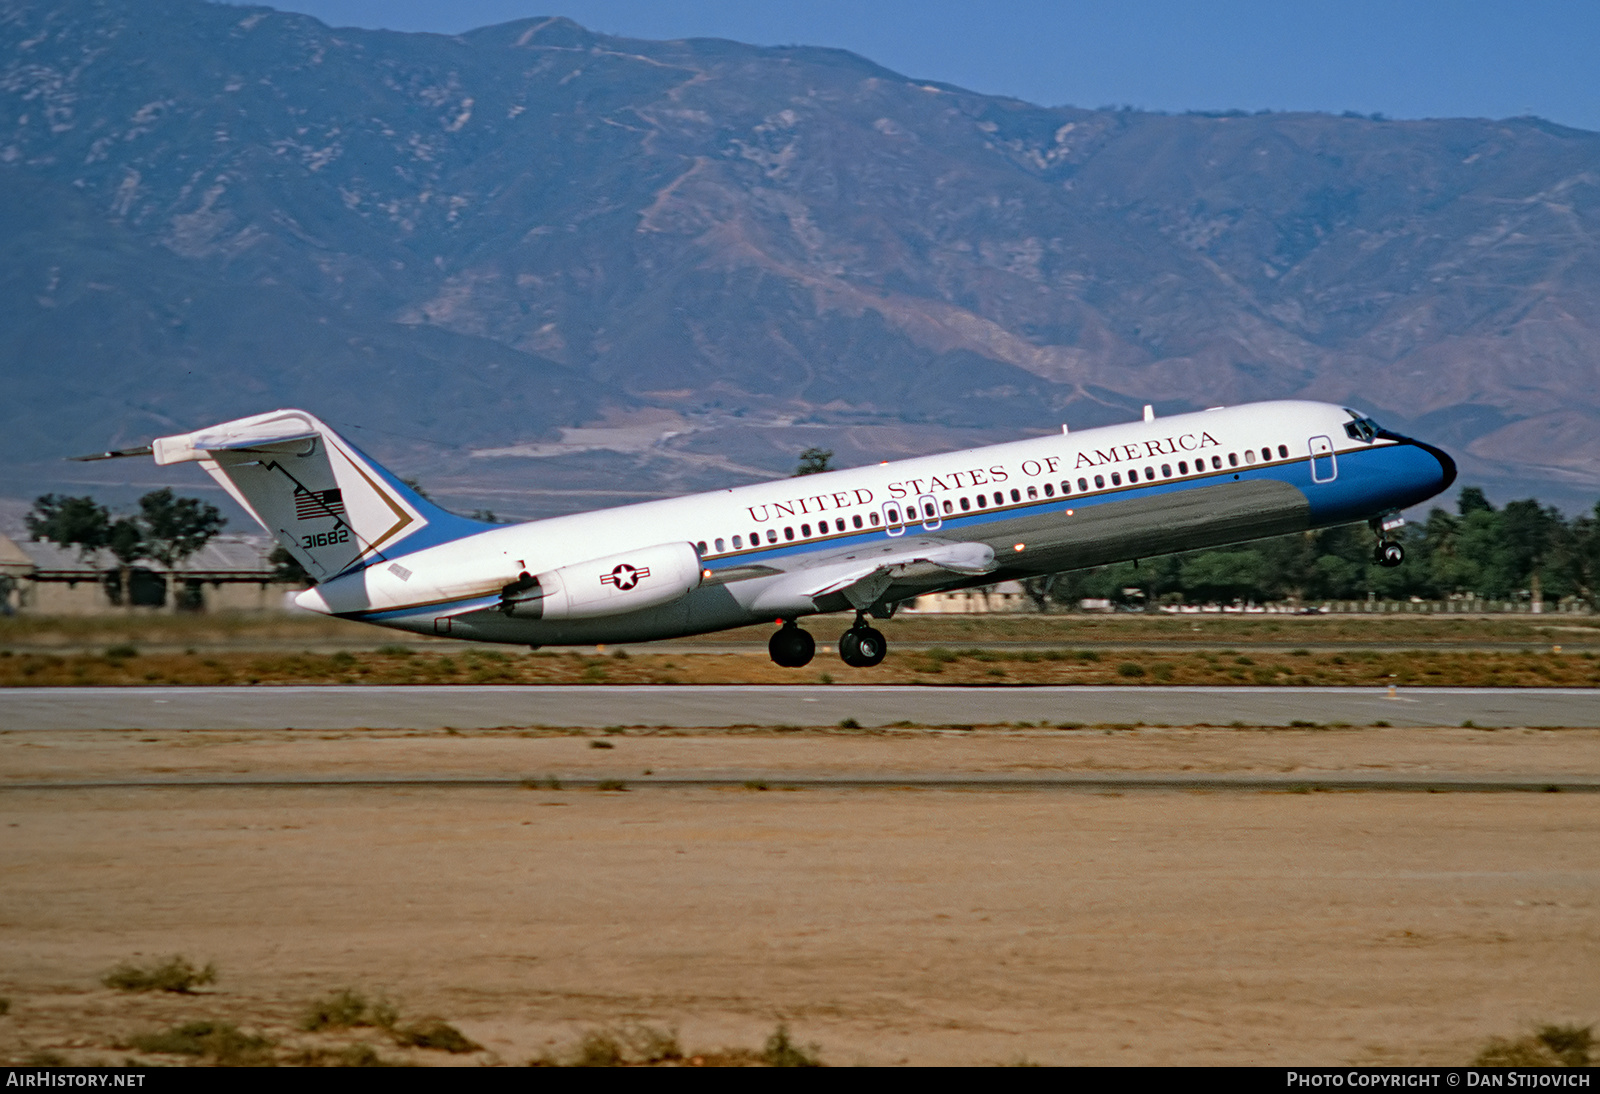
[1370,514,1406,568]
[839,616,887,668]
[768,620,816,667]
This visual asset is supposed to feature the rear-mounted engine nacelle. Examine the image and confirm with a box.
[499,541,702,620]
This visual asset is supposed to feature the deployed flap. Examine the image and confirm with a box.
[750,539,996,615]
[150,410,428,581]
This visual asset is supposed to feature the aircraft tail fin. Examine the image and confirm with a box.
[151,409,480,581]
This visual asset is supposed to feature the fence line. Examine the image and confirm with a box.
[1144,598,1594,616]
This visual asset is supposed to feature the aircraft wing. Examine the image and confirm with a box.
[740,537,997,615]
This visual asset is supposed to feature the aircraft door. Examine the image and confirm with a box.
[882,501,906,537]
[1309,436,1337,483]
[915,493,942,531]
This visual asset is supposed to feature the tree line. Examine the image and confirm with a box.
[24,490,227,604]
[24,483,1600,610]
[1035,488,1600,610]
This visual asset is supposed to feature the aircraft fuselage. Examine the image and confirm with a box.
[286,399,1454,650]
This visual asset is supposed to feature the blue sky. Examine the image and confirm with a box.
[269,1,1600,132]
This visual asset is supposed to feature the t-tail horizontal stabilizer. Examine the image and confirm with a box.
[143,410,453,581]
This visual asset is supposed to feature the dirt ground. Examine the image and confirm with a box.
[1,725,1597,1066]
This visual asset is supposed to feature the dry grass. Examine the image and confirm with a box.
[3,643,1598,687]
[2,611,1596,688]
[3,610,1597,652]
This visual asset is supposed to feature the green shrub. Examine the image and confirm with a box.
[530,1025,683,1067]
[103,956,216,994]
[1475,1024,1591,1067]
[127,1020,272,1065]
[571,1029,625,1067]
[1116,662,1145,677]
[393,1018,480,1054]
[301,988,398,1032]
[291,1043,403,1067]
[762,1024,822,1067]
[624,1024,683,1064]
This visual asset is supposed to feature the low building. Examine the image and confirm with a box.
[906,580,1033,614]
[0,534,296,614]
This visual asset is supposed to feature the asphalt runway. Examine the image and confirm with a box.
[4,684,1598,730]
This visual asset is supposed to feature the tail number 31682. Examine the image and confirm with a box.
[302,527,350,549]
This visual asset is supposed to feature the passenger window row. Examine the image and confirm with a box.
[694,444,1297,557]
[697,512,882,557]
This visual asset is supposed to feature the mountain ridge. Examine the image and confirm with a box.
[2,0,1597,523]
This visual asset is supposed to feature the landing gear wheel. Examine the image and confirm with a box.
[839,626,888,668]
[1375,541,1405,568]
[768,622,816,668]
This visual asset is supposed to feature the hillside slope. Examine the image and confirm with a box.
[3,0,1597,517]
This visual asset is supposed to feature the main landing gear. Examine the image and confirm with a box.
[767,616,890,668]
[768,620,816,668]
[839,615,887,668]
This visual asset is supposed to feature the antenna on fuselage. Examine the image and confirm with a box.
[1143,405,1155,422]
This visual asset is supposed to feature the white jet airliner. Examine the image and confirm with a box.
[83,400,1454,667]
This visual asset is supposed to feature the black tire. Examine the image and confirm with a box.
[1378,542,1405,568]
[769,626,815,667]
[839,627,887,667]
[838,630,865,667]
[853,626,887,667]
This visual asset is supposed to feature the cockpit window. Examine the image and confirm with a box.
[1343,410,1381,443]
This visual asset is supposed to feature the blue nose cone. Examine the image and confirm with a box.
[1385,432,1457,510]
[1426,441,1458,496]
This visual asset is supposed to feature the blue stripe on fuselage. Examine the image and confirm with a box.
[698,443,1435,572]
[345,443,1441,623]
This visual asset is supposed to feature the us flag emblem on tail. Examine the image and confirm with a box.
[294,488,346,522]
